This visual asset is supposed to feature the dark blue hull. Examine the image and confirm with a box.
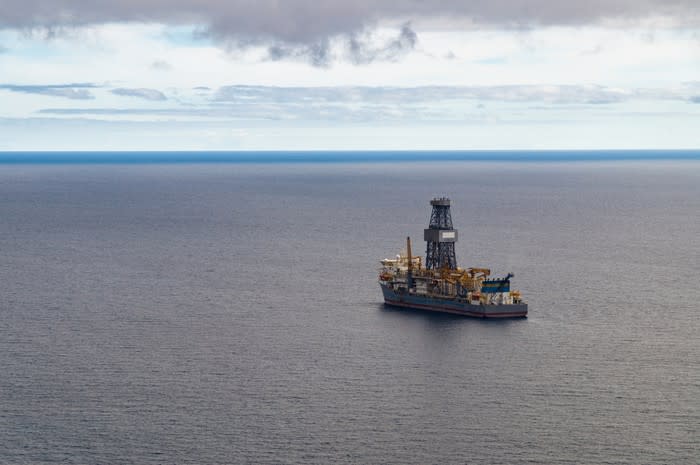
[381,283,527,318]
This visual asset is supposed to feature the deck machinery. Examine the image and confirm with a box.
[379,197,528,318]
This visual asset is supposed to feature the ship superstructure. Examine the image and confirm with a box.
[379,198,527,318]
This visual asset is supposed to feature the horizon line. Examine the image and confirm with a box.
[0,149,698,164]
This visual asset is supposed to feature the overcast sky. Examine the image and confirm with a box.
[1,0,699,150]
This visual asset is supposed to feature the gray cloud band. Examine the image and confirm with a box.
[1,1,699,43]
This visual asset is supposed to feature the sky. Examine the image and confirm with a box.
[0,0,699,150]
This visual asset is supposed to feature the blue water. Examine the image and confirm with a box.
[0,156,698,464]
[0,149,698,164]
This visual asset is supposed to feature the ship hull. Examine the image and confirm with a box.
[381,284,527,318]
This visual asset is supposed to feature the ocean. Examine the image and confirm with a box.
[0,153,698,464]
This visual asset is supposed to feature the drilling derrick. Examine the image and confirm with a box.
[424,197,458,270]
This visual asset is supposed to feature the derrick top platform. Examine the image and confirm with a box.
[430,197,451,207]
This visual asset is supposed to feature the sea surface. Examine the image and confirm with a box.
[0,154,699,464]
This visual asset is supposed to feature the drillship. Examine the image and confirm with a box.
[379,197,528,318]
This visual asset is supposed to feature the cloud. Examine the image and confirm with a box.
[0,83,97,99]
[267,40,333,68]
[264,24,418,67]
[150,60,172,70]
[1,1,698,46]
[0,44,7,53]
[37,83,697,123]
[111,87,167,101]
[41,108,204,116]
[207,83,694,112]
[212,84,643,106]
[347,23,417,65]
[690,96,700,103]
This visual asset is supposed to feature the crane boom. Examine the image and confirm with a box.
[406,236,412,272]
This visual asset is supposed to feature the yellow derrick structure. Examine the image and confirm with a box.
[438,266,491,292]
[379,238,494,296]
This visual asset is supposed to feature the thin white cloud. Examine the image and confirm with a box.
[34,83,700,124]
[111,87,167,101]
[212,84,689,106]
[0,83,97,99]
